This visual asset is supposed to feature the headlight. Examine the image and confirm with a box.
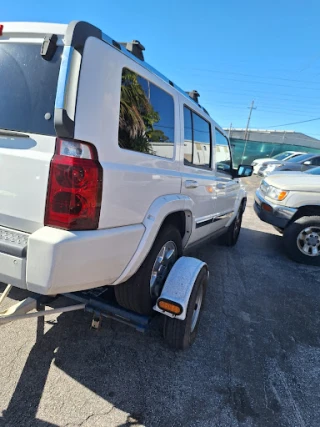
[261,182,288,201]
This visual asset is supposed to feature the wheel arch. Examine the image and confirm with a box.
[160,210,193,248]
[112,195,194,285]
[288,205,320,226]
[225,186,247,228]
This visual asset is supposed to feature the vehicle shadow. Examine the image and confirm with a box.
[1,226,320,427]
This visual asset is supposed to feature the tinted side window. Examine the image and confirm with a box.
[183,106,211,169]
[310,157,320,166]
[183,107,193,165]
[118,68,174,159]
[215,129,231,173]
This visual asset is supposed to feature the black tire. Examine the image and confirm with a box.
[114,225,182,315]
[220,206,243,247]
[283,216,320,266]
[163,266,208,350]
[273,226,284,235]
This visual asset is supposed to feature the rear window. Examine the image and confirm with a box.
[0,43,62,136]
[118,68,175,159]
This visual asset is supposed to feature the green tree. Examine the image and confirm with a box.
[149,129,169,142]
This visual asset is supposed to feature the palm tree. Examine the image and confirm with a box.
[119,69,159,154]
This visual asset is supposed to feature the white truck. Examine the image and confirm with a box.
[0,21,252,348]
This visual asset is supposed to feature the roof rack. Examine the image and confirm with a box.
[119,40,145,61]
[187,90,200,104]
[56,21,212,139]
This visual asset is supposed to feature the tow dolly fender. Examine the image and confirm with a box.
[154,256,208,320]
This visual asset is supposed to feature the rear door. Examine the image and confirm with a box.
[180,103,217,244]
[0,35,63,232]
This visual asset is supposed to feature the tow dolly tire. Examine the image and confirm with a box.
[163,266,208,350]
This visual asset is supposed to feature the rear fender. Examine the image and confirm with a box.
[112,194,194,285]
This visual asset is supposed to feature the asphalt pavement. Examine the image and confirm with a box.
[0,176,319,427]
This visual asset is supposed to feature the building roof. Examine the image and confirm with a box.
[225,128,320,149]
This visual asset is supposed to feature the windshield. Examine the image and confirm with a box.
[306,167,320,175]
[287,154,312,163]
[0,42,62,136]
[272,151,292,160]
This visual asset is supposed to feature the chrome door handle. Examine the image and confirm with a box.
[216,183,226,190]
[185,180,199,189]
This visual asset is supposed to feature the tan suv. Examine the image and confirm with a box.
[254,171,320,266]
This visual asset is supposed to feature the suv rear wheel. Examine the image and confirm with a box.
[115,225,182,315]
[283,216,320,266]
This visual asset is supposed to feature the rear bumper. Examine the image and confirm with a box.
[0,225,144,295]
[254,189,297,229]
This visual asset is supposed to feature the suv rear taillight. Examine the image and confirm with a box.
[44,138,103,230]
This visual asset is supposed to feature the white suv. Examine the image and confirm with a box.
[0,21,252,316]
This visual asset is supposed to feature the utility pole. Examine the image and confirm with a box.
[241,100,257,163]
[244,100,256,141]
[228,123,232,138]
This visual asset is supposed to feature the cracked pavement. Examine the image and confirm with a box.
[0,176,319,426]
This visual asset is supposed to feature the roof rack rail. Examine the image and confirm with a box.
[57,21,212,138]
[119,40,145,61]
[187,90,200,104]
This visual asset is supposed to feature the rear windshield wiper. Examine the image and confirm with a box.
[0,129,30,138]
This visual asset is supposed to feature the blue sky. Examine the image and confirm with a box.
[3,0,320,139]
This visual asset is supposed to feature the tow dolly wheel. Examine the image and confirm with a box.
[163,266,208,350]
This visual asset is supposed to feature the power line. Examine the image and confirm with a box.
[184,67,320,85]
[194,86,320,108]
[192,76,320,91]
[198,86,320,103]
[204,99,320,114]
[203,102,320,117]
[299,54,320,72]
[268,117,320,128]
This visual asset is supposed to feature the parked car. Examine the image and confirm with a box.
[251,150,305,174]
[0,21,252,321]
[258,153,320,177]
[269,166,320,177]
[254,174,320,265]
[306,166,320,175]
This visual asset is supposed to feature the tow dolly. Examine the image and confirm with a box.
[0,257,208,350]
